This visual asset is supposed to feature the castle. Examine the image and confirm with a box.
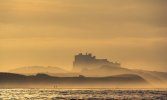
[73,53,121,71]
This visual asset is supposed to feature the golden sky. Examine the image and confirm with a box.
[0,0,167,71]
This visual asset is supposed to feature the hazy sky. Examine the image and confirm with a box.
[0,0,167,71]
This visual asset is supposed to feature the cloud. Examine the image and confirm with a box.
[0,0,167,38]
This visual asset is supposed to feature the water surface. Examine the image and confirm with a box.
[0,89,167,100]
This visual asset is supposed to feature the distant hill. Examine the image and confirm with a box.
[0,72,148,88]
[81,65,167,88]
[9,66,68,75]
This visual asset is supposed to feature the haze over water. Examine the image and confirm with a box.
[0,0,167,99]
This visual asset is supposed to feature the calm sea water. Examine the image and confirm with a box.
[0,89,167,100]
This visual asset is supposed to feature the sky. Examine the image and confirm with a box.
[0,0,167,71]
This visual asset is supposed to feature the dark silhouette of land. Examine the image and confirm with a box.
[0,72,148,88]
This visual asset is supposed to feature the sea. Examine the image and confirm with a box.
[0,88,167,100]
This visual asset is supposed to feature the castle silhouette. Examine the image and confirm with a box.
[73,53,121,71]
